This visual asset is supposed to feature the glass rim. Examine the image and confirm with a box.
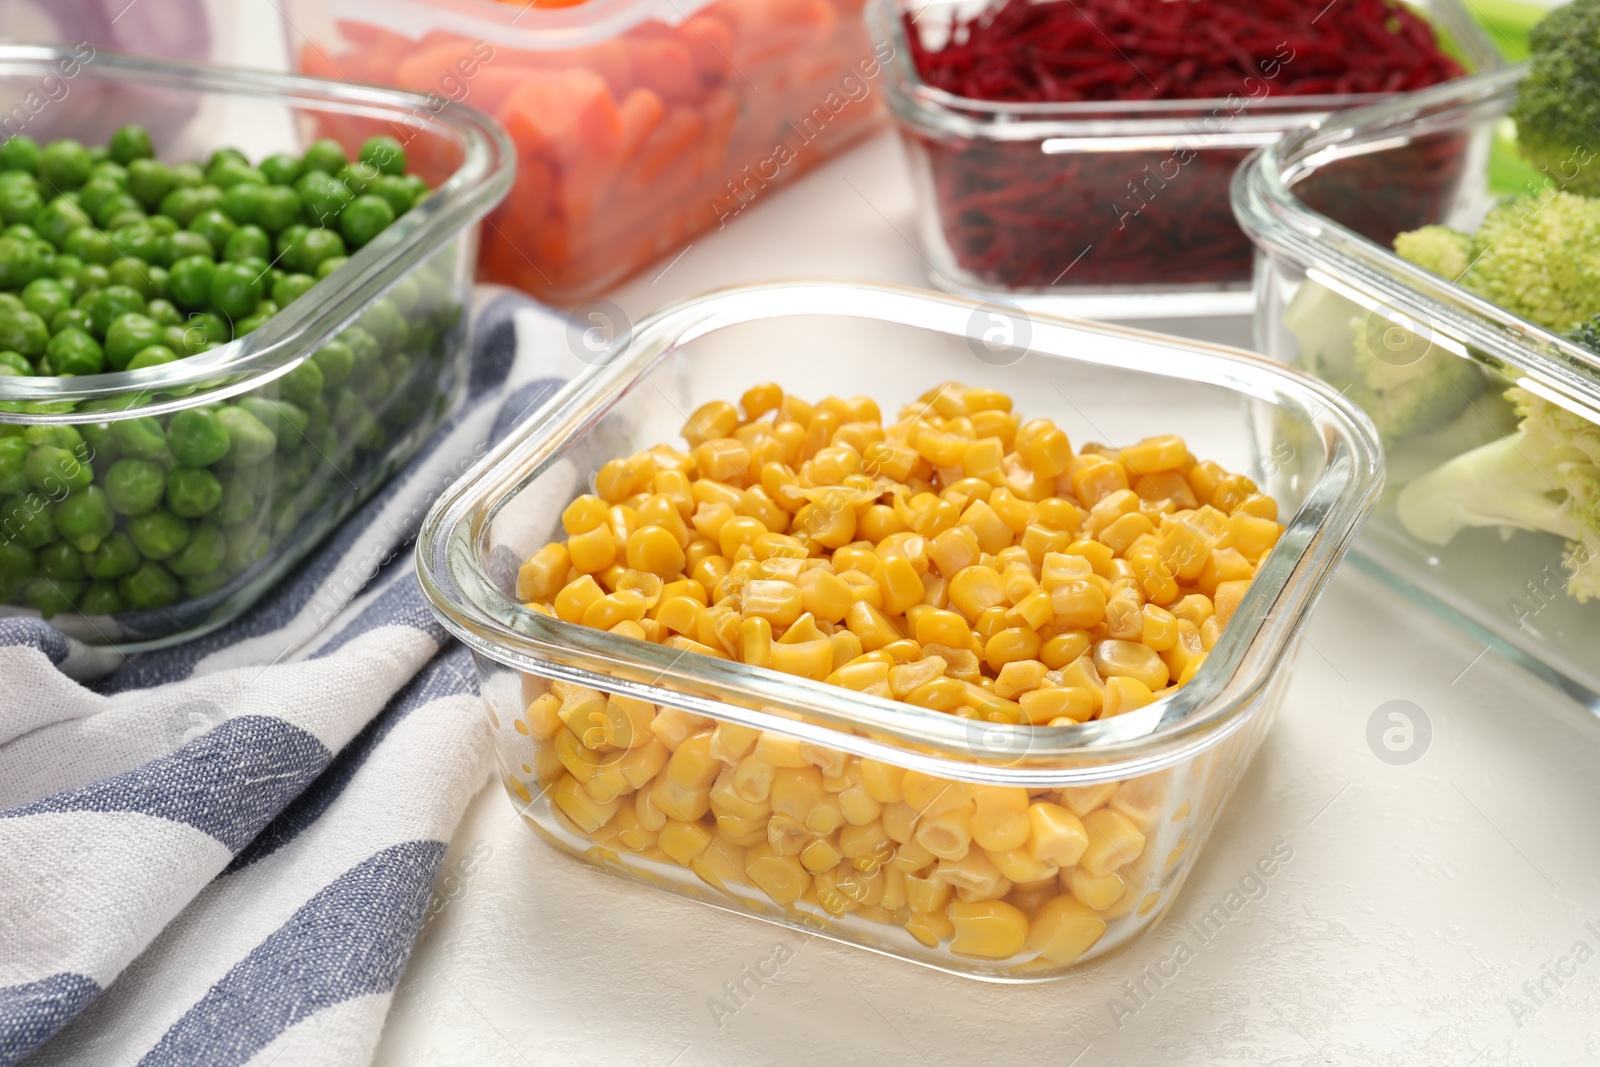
[0,43,515,423]
[869,0,1503,144]
[416,279,1385,785]
[1232,61,1600,427]
[308,0,726,51]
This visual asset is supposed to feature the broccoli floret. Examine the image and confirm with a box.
[1394,225,1471,280]
[1346,316,1483,447]
[1571,311,1600,355]
[1397,386,1600,601]
[1461,192,1600,334]
[1509,0,1600,197]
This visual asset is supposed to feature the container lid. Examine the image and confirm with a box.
[1234,62,1600,427]
[417,280,1385,786]
[315,0,720,48]
[0,44,514,425]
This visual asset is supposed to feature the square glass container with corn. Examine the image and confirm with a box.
[419,282,1382,980]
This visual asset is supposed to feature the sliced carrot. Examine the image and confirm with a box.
[617,88,666,162]
[632,106,705,184]
[498,68,622,158]
[627,38,697,103]
[678,15,735,80]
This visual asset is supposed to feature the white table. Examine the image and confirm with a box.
[233,8,1600,1062]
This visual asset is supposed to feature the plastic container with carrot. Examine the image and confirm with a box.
[285,0,888,304]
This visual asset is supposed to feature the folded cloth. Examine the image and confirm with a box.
[0,291,574,1067]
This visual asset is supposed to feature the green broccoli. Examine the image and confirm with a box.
[1393,225,1471,280]
[1571,310,1600,355]
[1396,386,1600,601]
[1281,278,1482,448]
[1509,0,1600,197]
[1455,192,1600,333]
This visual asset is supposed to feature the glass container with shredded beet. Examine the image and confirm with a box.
[872,0,1501,311]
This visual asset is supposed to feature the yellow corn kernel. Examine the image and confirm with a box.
[805,793,844,835]
[682,400,740,447]
[658,819,714,866]
[946,899,1029,959]
[738,578,800,630]
[711,763,770,821]
[599,694,654,749]
[551,774,620,834]
[1069,454,1128,506]
[945,565,1005,624]
[1198,545,1253,596]
[769,765,827,823]
[561,494,609,536]
[884,657,944,701]
[845,600,901,652]
[1103,676,1156,717]
[1028,895,1108,964]
[745,843,811,905]
[793,568,851,624]
[905,909,955,948]
[739,382,782,420]
[655,596,703,637]
[829,630,864,670]
[581,590,649,632]
[799,837,843,874]
[633,784,668,832]
[908,607,967,650]
[618,739,670,789]
[1188,459,1225,504]
[648,708,711,751]
[838,782,884,826]
[1227,512,1281,563]
[1139,604,1180,651]
[895,774,966,823]
[553,575,604,624]
[961,683,1022,722]
[987,845,1060,885]
[524,692,564,740]
[1048,576,1107,629]
[1213,579,1251,628]
[708,721,760,766]
[1178,652,1207,685]
[827,659,891,693]
[716,813,768,847]
[662,730,719,791]
[1037,631,1089,671]
[1120,434,1188,476]
[971,785,1030,851]
[1200,615,1224,651]
[859,759,905,803]
[1079,808,1147,876]
[613,807,659,852]
[729,616,770,671]
[915,805,973,861]
[768,638,832,680]
[729,754,777,807]
[1017,685,1092,726]
[692,836,750,890]
[625,525,687,579]
[1066,866,1126,910]
[1058,782,1117,818]
[988,659,1044,700]
[1093,639,1170,691]
[566,523,618,575]
[750,734,809,771]
[517,543,569,601]
[903,676,968,711]
[1028,802,1089,867]
[983,628,1043,673]
[874,555,921,616]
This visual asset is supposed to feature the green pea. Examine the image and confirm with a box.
[308,339,353,390]
[0,135,40,173]
[314,255,348,280]
[88,284,145,334]
[277,357,325,409]
[24,425,83,452]
[336,160,381,196]
[215,473,253,525]
[161,518,225,577]
[369,174,415,218]
[144,298,181,327]
[109,416,165,459]
[76,175,124,217]
[360,135,407,176]
[167,254,214,310]
[207,159,264,190]
[0,306,48,357]
[2,495,56,547]
[79,580,125,614]
[42,328,103,376]
[0,436,27,493]
[104,313,164,370]
[220,181,262,226]
[302,139,348,176]
[126,158,174,210]
[159,184,222,226]
[74,263,109,295]
[259,152,302,186]
[163,323,202,356]
[162,407,227,467]
[253,185,302,234]
[119,559,178,610]
[128,507,190,561]
[269,272,315,308]
[83,530,139,579]
[184,311,229,346]
[217,404,276,464]
[63,226,114,265]
[32,197,91,247]
[0,541,34,582]
[105,457,165,514]
[0,236,54,288]
[49,308,93,336]
[110,223,161,263]
[38,140,92,193]
[25,444,92,493]
[186,208,236,255]
[106,257,154,297]
[37,542,85,581]
[109,125,154,166]
[146,214,177,237]
[289,227,345,274]
[26,576,83,617]
[207,147,249,172]
[170,161,205,188]
[0,180,43,226]
[339,194,395,249]
[207,261,262,320]
[332,389,381,450]
[239,396,307,446]
[21,277,70,322]
[158,230,212,266]
[223,224,271,263]
[294,171,353,227]
[54,485,114,552]
[91,193,141,230]
[125,344,177,370]
[165,465,221,518]
[233,307,273,336]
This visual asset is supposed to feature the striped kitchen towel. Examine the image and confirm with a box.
[0,290,583,1067]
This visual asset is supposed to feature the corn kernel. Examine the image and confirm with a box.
[1027,895,1107,964]
[1018,686,1094,726]
[1093,639,1170,691]
[1079,808,1146,876]
[746,843,811,905]
[1066,866,1126,910]
[915,805,973,861]
[905,909,956,947]
[947,899,1029,959]
[1103,676,1156,717]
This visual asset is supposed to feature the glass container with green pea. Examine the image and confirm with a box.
[0,44,512,648]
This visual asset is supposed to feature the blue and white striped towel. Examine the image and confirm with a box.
[0,291,574,1067]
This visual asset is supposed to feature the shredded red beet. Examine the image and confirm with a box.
[906,0,1468,289]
